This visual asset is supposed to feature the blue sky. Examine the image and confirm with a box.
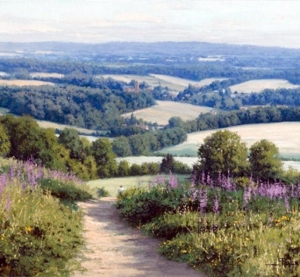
[1,0,300,48]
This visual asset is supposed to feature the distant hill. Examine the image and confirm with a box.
[1,41,300,68]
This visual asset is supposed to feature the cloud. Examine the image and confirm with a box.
[114,12,163,24]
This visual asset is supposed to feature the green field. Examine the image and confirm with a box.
[87,175,189,197]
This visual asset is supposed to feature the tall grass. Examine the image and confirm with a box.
[0,159,93,276]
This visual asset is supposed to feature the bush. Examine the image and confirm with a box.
[97,187,110,197]
[118,172,300,276]
[116,184,186,226]
[40,178,93,203]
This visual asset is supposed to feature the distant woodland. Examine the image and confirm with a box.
[1,41,300,160]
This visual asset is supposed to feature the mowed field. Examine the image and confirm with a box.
[122,100,212,125]
[0,79,55,86]
[98,74,226,93]
[230,79,300,93]
[158,122,300,159]
[30,72,64,78]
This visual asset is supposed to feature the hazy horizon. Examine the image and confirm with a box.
[1,0,300,49]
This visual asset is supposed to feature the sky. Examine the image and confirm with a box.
[1,0,300,49]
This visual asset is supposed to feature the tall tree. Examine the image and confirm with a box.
[193,130,248,181]
[249,139,283,181]
[92,138,118,178]
[0,123,10,157]
[160,154,175,173]
[58,128,85,161]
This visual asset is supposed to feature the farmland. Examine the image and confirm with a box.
[0,79,55,86]
[30,72,64,78]
[122,100,212,125]
[230,79,300,93]
[99,74,225,93]
[158,122,300,159]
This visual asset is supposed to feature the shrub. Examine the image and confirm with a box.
[118,172,300,276]
[116,184,186,226]
[40,178,93,202]
[97,187,110,197]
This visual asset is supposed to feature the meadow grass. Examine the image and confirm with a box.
[87,174,189,197]
[0,158,94,276]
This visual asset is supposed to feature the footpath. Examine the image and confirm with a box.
[71,197,206,277]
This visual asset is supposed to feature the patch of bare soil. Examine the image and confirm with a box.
[72,197,206,277]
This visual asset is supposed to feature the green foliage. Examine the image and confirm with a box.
[115,185,186,226]
[0,179,85,276]
[160,154,175,173]
[39,178,93,203]
[96,187,110,197]
[92,138,118,178]
[249,139,283,181]
[112,136,132,157]
[194,130,248,180]
[58,128,86,161]
[0,124,10,157]
[118,175,300,276]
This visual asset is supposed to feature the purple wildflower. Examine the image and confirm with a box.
[168,172,178,188]
[198,187,208,213]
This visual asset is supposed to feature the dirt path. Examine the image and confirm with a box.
[72,197,206,277]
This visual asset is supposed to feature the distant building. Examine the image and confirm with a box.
[123,81,139,93]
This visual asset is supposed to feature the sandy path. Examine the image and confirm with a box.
[72,197,206,277]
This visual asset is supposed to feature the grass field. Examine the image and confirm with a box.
[30,72,64,78]
[230,79,300,93]
[122,100,212,125]
[0,79,55,86]
[87,175,189,197]
[157,122,300,159]
[98,74,225,93]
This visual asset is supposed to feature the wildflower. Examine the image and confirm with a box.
[213,196,219,214]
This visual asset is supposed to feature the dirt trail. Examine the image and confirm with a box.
[72,197,206,277]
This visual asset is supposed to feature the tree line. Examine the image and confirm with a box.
[193,130,287,183]
[0,85,155,130]
[0,115,190,180]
